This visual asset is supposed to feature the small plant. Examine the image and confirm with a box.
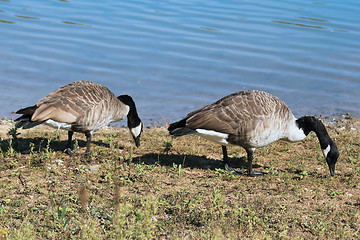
[215,168,229,175]
[299,170,309,180]
[27,142,35,166]
[267,167,278,175]
[8,127,20,140]
[212,187,224,206]
[125,147,133,162]
[278,203,287,211]
[6,138,15,157]
[29,142,35,155]
[4,128,20,156]
[214,168,236,180]
[163,139,172,154]
[348,157,357,165]
[211,187,224,219]
[171,162,178,170]
[170,163,184,177]
[178,164,183,177]
[329,191,340,199]
[73,139,79,155]
[51,196,71,234]
[42,139,55,160]
[102,133,118,150]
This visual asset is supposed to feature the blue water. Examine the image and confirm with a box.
[0,0,359,124]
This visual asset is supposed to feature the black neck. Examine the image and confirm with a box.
[296,116,332,149]
[118,95,141,128]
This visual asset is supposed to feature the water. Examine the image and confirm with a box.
[0,0,359,125]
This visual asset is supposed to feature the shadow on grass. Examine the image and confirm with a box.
[134,153,263,172]
[134,152,310,176]
[3,137,114,154]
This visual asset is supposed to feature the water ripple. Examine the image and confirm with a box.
[272,20,328,30]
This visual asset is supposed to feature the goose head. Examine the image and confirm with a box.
[118,95,143,147]
[323,140,339,176]
[296,116,339,176]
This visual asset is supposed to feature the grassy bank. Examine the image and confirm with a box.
[0,114,359,239]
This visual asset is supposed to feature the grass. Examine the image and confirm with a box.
[0,115,359,239]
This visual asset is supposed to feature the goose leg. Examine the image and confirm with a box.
[84,131,92,155]
[246,149,264,177]
[222,146,243,175]
[64,131,74,155]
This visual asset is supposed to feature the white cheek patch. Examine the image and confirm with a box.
[322,145,331,158]
[195,129,229,145]
[130,123,142,138]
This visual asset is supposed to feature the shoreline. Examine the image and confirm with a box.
[1,113,359,138]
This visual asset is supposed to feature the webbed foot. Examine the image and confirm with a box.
[64,148,74,156]
[225,164,244,175]
[249,170,266,177]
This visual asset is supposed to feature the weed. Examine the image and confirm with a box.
[348,157,357,165]
[51,196,71,235]
[102,133,119,150]
[163,139,172,153]
[171,162,178,170]
[45,139,55,158]
[6,138,15,157]
[329,190,340,198]
[27,142,35,166]
[178,164,183,177]
[125,146,133,162]
[214,168,235,180]
[211,187,224,210]
[267,166,279,175]
[73,139,79,154]
[299,170,309,180]
[8,127,20,140]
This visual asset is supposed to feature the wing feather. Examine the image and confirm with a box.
[31,81,113,124]
[184,90,291,135]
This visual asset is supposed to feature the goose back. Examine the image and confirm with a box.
[31,81,129,132]
[181,90,298,148]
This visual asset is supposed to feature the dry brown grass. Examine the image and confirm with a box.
[0,114,359,239]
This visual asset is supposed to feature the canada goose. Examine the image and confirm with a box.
[15,81,142,155]
[168,90,339,177]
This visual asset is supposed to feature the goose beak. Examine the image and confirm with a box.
[325,142,338,177]
[134,135,140,147]
[328,162,335,176]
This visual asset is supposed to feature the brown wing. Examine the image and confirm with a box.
[184,90,291,135]
[31,81,113,123]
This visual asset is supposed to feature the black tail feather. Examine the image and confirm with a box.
[168,118,195,136]
[16,105,37,115]
[15,105,43,129]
